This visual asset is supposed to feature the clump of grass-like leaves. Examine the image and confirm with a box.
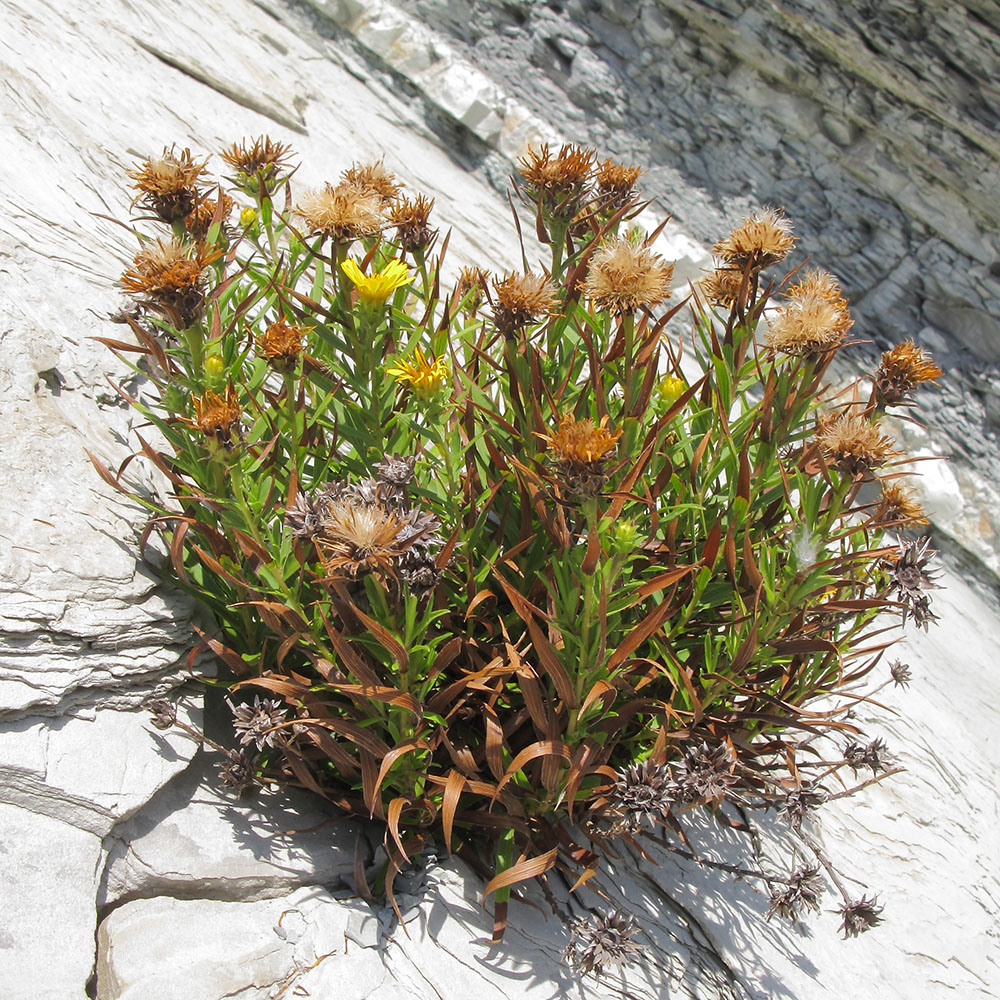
[94,138,942,956]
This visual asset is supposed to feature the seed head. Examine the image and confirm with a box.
[778,782,828,828]
[844,737,892,776]
[456,266,489,313]
[889,659,912,689]
[518,143,595,218]
[837,895,884,938]
[541,415,622,499]
[713,208,796,271]
[227,695,289,751]
[145,699,177,730]
[563,909,642,976]
[492,271,556,334]
[766,269,853,356]
[875,479,928,525]
[874,341,943,406]
[128,146,209,222]
[256,319,305,372]
[191,383,242,448]
[594,157,643,211]
[766,864,825,922]
[670,741,738,804]
[610,760,675,833]
[581,237,674,315]
[285,490,328,540]
[341,159,402,206]
[389,194,437,252]
[319,500,408,579]
[375,455,416,488]
[296,182,383,242]
[220,136,294,193]
[698,265,745,310]
[888,537,940,629]
[817,412,897,479]
[121,237,221,327]
[184,192,235,240]
[218,749,257,795]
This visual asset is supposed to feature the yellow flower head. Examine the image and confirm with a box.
[657,375,687,409]
[341,257,413,307]
[386,347,449,396]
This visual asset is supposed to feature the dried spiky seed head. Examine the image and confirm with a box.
[518,143,595,200]
[837,895,884,938]
[581,237,674,315]
[766,864,825,922]
[713,208,796,270]
[698,265,745,310]
[389,194,437,252]
[227,695,289,751]
[817,412,897,479]
[220,136,294,193]
[120,237,221,327]
[184,192,235,240]
[128,146,209,222]
[594,157,643,210]
[563,910,642,976]
[146,699,177,730]
[766,269,853,356]
[295,182,383,241]
[610,760,676,833]
[341,159,402,205]
[874,341,943,406]
[844,737,892,775]
[218,749,257,795]
[456,266,489,313]
[875,479,928,525]
[889,659,912,688]
[671,741,739,804]
[492,271,556,334]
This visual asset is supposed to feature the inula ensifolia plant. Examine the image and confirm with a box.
[94,137,943,960]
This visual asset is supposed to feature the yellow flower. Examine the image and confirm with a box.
[657,375,687,409]
[386,348,449,395]
[341,257,413,306]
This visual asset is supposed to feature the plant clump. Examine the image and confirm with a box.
[100,137,944,973]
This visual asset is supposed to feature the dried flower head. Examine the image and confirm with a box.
[145,699,176,731]
[837,895,884,938]
[492,271,556,334]
[563,910,642,976]
[285,490,328,540]
[698,265,745,310]
[191,383,242,448]
[875,479,928,525]
[341,159,402,205]
[341,257,413,306]
[766,864,825,922]
[844,737,892,775]
[778,782,828,827]
[889,659,912,688]
[296,182,383,241]
[518,143,595,218]
[389,194,437,252]
[874,341,943,406]
[817,412,897,479]
[766,269,853,356]
[386,348,449,397]
[121,237,221,327]
[319,500,408,579]
[184,192,235,240]
[594,157,643,210]
[256,319,305,372]
[227,695,289,751]
[375,455,416,488]
[542,415,622,498]
[218,748,257,795]
[889,536,940,629]
[456,266,489,313]
[581,237,674,315]
[128,146,209,222]
[670,741,738,804]
[610,760,675,833]
[220,136,294,193]
[713,208,796,270]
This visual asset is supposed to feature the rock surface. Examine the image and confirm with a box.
[1,0,997,998]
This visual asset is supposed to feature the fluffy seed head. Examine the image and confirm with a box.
[296,182,383,241]
[492,271,556,333]
[319,501,408,579]
[341,159,402,205]
[766,269,853,356]
[698,265,745,310]
[581,237,674,314]
[713,208,796,270]
[874,341,943,406]
[817,412,897,479]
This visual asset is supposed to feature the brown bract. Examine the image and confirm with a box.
[319,501,408,579]
[120,237,221,327]
[766,269,853,356]
[581,238,674,315]
[492,271,556,333]
[714,208,796,270]
[295,182,383,241]
[128,146,208,222]
[874,341,943,406]
[518,143,595,196]
[341,159,401,206]
[191,384,242,447]
[185,193,235,240]
[256,319,305,371]
[389,194,436,252]
[817,411,897,478]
